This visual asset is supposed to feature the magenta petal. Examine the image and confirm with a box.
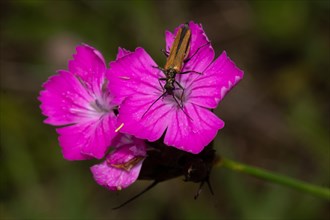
[39,70,92,126]
[91,159,143,191]
[187,21,211,57]
[111,133,147,150]
[164,103,224,154]
[107,47,161,105]
[56,113,117,160]
[189,51,244,108]
[177,41,214,87]
[107,141,146,164]
[68,44,106,96]
[117,95,172,142]
[115,47,132,59]
[90,141,146,190]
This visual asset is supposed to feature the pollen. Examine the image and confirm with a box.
[115,123,124,132]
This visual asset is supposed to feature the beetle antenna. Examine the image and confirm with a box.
[113,181,159,210]
[194,176,213,200]
[184,42,210,63]
[194,181,205,200]
[142,92,167,118]
[206,177,214,195]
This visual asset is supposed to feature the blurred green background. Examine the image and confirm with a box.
[1,0,329,219]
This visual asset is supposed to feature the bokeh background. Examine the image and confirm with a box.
[1,0,329,219]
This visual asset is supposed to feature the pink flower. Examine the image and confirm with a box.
[39,44,147,190]
[91,134,147,190]
[39,44,117,160]
[107,21,244,154]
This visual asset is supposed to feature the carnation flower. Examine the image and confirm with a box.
[39,44,117,160]
[108,21,244,154]
[91,134,147,191]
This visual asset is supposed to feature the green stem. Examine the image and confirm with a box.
[220,157,330,200]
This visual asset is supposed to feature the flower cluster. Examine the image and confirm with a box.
[39,21,244,191]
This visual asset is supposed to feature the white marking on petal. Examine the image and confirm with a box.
[220,81,234,99]
[234,75,241,83]
[220,87,228,99]
[119,76,130,80]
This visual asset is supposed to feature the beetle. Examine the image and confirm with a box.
[142,23,195,118]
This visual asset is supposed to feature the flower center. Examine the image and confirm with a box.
[90,99,110,113]
[89,79,113,115]
[161,87,187,109]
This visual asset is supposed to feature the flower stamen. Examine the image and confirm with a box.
[115,123,125,132]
